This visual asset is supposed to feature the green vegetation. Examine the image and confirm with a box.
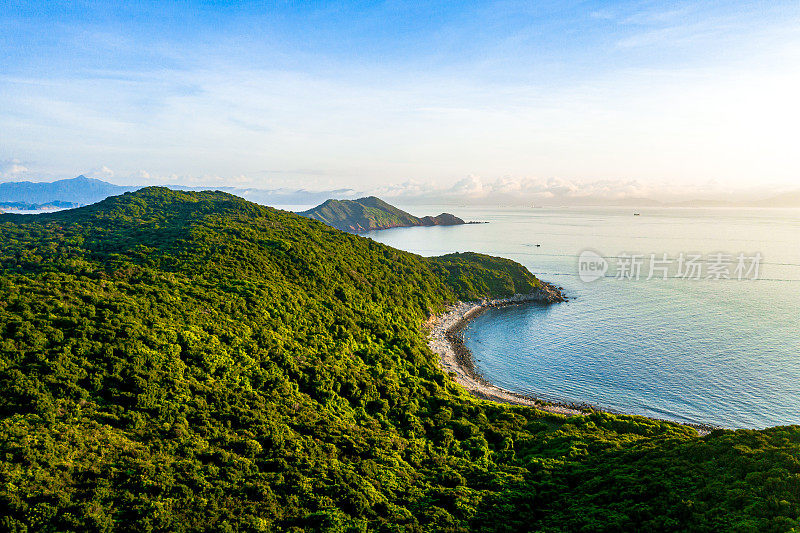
[0,188,798,532]
[300,196,465,232]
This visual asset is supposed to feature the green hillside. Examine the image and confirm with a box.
[0,188,798,532]
[299,196,465,232]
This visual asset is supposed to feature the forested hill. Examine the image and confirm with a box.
[300,196,466,232]
[1,188,798,532]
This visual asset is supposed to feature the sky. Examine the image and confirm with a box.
[1,1,799,203]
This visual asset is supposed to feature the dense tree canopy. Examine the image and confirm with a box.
[0,188,798,532]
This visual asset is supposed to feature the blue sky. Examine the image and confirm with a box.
[1,1,799,200]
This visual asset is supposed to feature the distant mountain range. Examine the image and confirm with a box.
[747,191,800,208]
[299,196,467,232]
[0,176,354,210]
[0,175,137,206]
[1,175,799,210]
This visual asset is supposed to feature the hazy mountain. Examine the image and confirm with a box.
[0,176,361,210]
[299,196,467,232]
[232,187,359,206]
[0,175,137,205]
[750,190,800,208]
[0,200,80,212]
[667,191,800,208]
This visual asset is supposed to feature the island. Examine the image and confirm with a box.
[299,195,471,232]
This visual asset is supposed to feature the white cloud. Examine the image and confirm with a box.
[88,165,115,178]
[0,159,31,179]
[450,176,485,197]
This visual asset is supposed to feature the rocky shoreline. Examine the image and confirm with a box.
[427,282,717,435]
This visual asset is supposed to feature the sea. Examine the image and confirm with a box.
[358,205,800,429]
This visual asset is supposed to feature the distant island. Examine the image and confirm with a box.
[300,196,474,232]
[0,200,81,212]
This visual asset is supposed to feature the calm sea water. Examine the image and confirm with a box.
[363,206,800,429]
